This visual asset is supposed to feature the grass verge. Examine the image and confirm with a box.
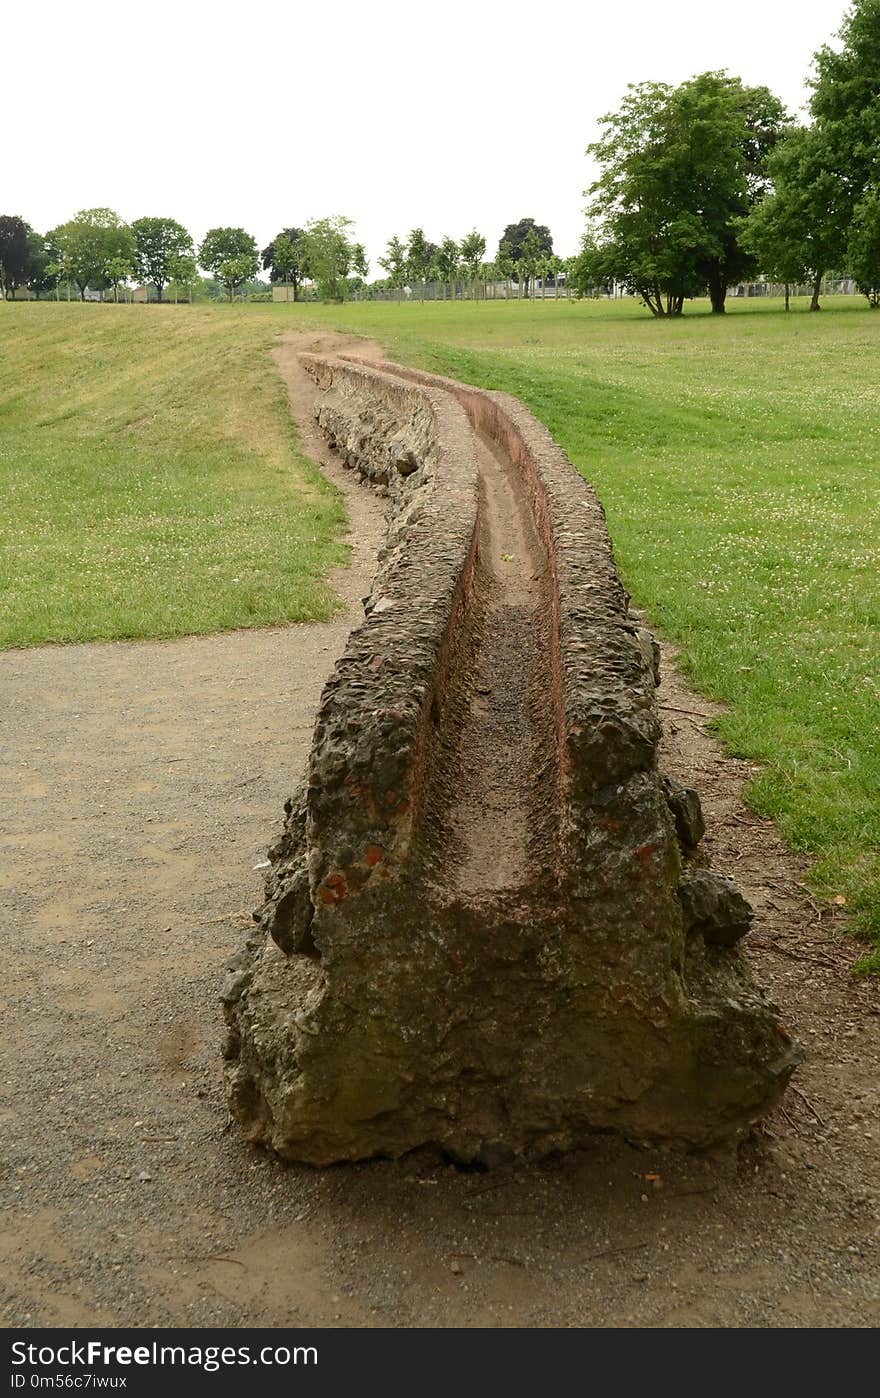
[0,303,345,647]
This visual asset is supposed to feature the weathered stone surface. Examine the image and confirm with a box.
[662,773,707,851]
[679,868,754,947]
[222,354,802,1164]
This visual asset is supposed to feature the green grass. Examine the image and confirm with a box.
[0,303,346,646]
[3,294,879,965]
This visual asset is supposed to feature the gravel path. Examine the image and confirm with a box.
[0,333,877,1329]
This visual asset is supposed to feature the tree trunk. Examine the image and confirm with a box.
[707,268,727,313]
[809,271,822,311]
[784,283,790,311]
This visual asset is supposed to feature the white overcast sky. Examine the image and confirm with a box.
[4,0,850,272]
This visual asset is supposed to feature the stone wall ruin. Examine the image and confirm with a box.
[222,353,802,1165]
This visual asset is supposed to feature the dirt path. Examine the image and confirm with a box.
[0,331,877,1329]
[438,430,557,895]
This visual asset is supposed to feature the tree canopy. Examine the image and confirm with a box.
[498,218,553,265]
[49,208,135,301]
[0,216,33,297]
[198,227,259,300]
[743,126,849,310]
[459,230,486,279]
[379,235,408,288]
[261,227,308,298]
[405,229,437,294]
[808,0,880,306]
[434,236,460,283]
[132,217,194,301]
[299,216,366,302]
[585,73,787,316]
[847,192,880,306]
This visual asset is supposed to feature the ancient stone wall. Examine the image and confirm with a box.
[223,354,802,1165]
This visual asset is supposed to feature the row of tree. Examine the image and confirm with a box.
[12,6,875,316]
[1,208,572,304]
[574,0,880,314]
[374,219,566,297]
[0,213,370,303]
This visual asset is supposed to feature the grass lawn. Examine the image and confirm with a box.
[2,294,878,964]
[0,302,345,647]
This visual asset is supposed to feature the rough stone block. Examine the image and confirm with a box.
[222,354,802,1164]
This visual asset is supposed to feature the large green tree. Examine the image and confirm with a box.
[0,215,32,297]
[198,227,259,300]
[261,227,307,298]
[2,218,32,297]
[299,216,366,302]
[26,229,58,297]
[49,208,135,301]
[810,0,880,191]
[586,74,787,317]
[676,72,787,312]
[497,218,553,293]
[847,193,880,305]
[809,0,880,301]
[131,217,194,302]
[744,0,880,312]
[743,126,849,310]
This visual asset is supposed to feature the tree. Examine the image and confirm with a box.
[810,0,880,199]
[568,234,615,298]
[166,253,200,304]
[434,236,460,287]
[847,193,880,306]
[518,228,546,298]
[198,227,259,300]
[743,126,850,310]
[26,229,58,297]
[673,73,788,312]
[740,186,809,311]
[131,217,193,302]
[379,235,408,290]
[220,254,260,301]
[495,243,516,296]
[585,75,787,317]
[299,216,367,302]
[106,256,133,303]
[49,208,135,301]
[807,0,880,304]
[261,227,307,299]
[406,228,437,298]
[459,229,486,284]
[546,253,566,297]
[497,218,553,293]
[0,215,32,298]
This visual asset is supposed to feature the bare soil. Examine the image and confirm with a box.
[422,427,558,895]
[0,331,877,1329]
